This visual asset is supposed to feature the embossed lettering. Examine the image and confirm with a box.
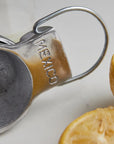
[49,76,58,85]
[47,68,56,77]
[39,49,50,59]
[36,39,58,85]
[42,57,52,67]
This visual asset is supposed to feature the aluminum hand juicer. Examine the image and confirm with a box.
[0,6,108,133]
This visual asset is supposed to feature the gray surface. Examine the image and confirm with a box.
[0,50,32,130]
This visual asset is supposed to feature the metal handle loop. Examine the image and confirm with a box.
[33,6,109,85]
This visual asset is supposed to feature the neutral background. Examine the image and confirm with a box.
[0,0,114,144]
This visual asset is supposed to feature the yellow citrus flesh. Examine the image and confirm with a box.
[110,55,114,95]
[59,107,114,144]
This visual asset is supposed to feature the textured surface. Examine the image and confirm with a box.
[0,50,32,130]
[59,107,114,144]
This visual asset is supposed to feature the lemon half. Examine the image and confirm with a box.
[110,55,114,95]
[59,107,114,144]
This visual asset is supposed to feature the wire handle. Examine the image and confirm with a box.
[33,6,108,85]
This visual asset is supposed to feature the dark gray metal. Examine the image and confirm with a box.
[0,50,33,132]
